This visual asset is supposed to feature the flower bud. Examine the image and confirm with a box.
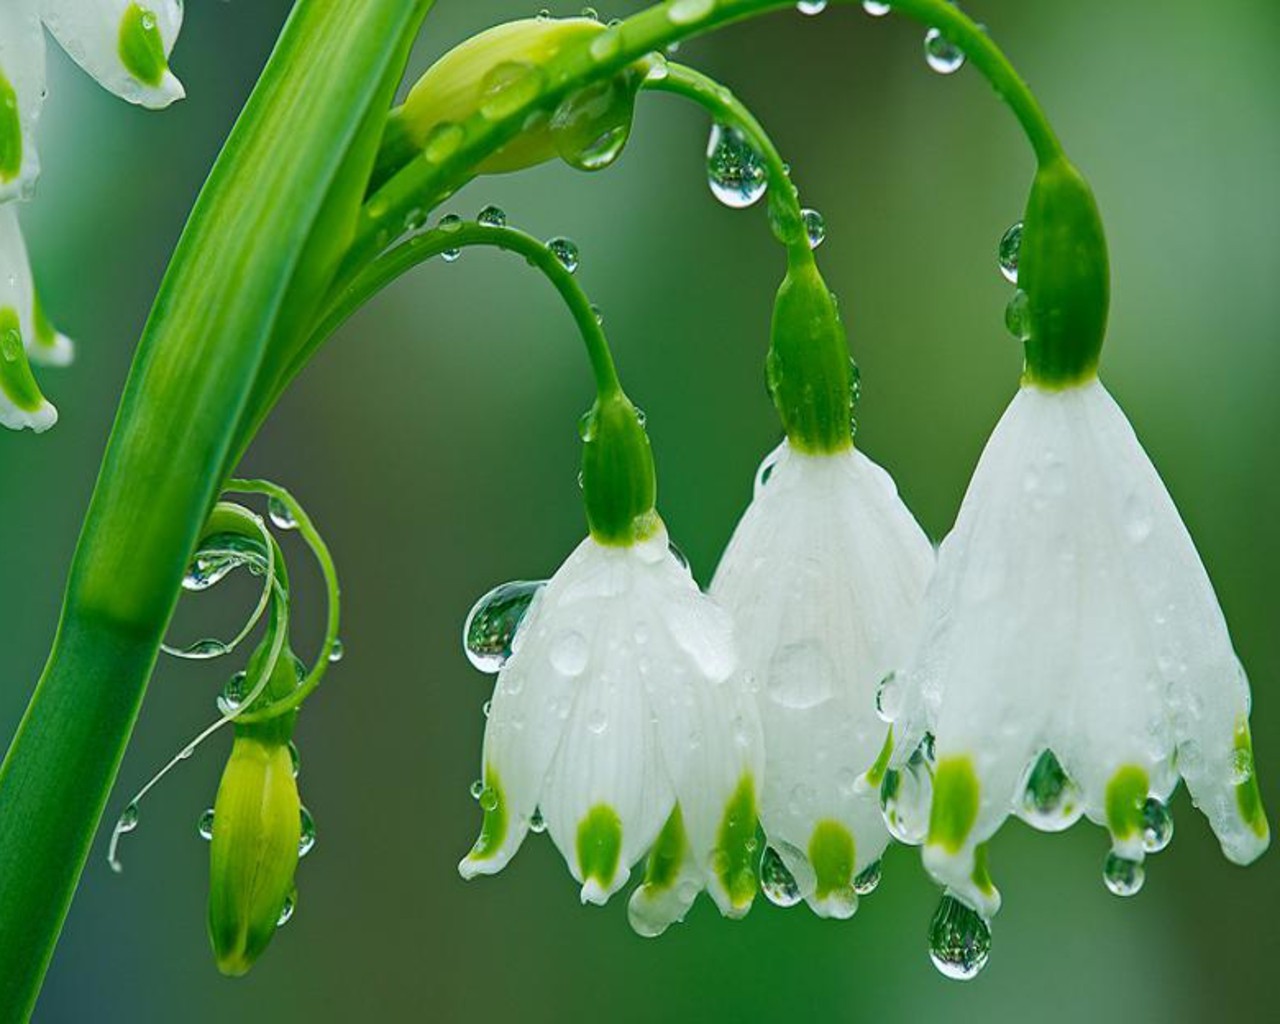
[579,391,658,546]
[207,722,301,977]
[767,253,854,454]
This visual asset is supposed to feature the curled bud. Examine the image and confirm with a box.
[767,253,854,454]
[207,724,301,976]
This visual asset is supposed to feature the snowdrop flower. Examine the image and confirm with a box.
[0,205,58,431]
[889,160,1269,967]
[1,0,185,202]
[712,441,933,918]
[459,392,763,936]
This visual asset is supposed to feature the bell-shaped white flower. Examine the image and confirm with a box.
[459,522,764,936]
[1,0,185,202]
[0,206,57,431]
[892,378,1270,920]
[711,441,935,918]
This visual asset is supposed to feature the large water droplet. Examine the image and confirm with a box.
[463,580,546,673]
[998,221,1022,283]
[706,122,768,209]
[767,641,836,710]
[1141,798,1174,853]
[853,858,882,896]
[929,894,992,980]
[760,846,803,908]
[1016,749,1084,832]
[217,671,249,715]
[924,28,966,74]
[479,61,544,121]
[550,630,590,676]
[265,496,297,530]
[1005,289,1031,342]
[547,236,580,273]
[477,204,507,228]
[550,76,636,171]
[1103,852,1145,896]
[299,807,317,857]
[801,208,826,249]
[880,746,933,845]
[198,808,215,841]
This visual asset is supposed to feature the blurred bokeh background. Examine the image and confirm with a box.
[2,0,1278,1020]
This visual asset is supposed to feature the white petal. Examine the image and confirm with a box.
[0,206,57,432]
[626,806,705,937]
[42,0,184,108]
[712,443,935,916]
[0,0,47,202]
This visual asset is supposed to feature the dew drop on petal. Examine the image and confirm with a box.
[875,671,902,723]
[463,580,546,673]
[550,629,590,676]
[1016,749,1084,832]
[880,747,933,845]
[760,846,803,908]
[298,807,317,858]
[929,893,992,980]
[924,28,966,74]
[853,858,882,896]
[1141,798,1174,853]
[706,122,768,209]
[547,236,580,273]
[1103,852,1145,896]
[753,444,785,497]
[998,221,1022,283]
[479,786,500,812]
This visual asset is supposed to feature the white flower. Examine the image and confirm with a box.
[710,441,935,918]
[892,378,1270,919]
[1,0,185,202]
[459,523,764,937]
[0,205,58,431]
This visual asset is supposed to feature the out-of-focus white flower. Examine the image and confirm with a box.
[0,204,72,366]
[891,378,1269,923]
[1,0,185,202]
[459,522,764,936]
[711,441,935,918]
[0,205,57,431]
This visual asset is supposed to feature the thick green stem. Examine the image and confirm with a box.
[0,2,430,1016]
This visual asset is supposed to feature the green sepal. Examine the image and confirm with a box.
[118,4,169,88]
[0,307,48,413]
[0,69,20,184]
[580,391,658,546]
[1019,156,1110,388]
[767,251,854,454]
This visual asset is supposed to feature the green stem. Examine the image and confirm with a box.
[644,60,811,261]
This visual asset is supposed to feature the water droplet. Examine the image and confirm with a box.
[547,236,580,273]
[277,891,296,927]
[853,859,882,896]
[288,741,301,778]
[463,580,546,672]
[299,807,317,857]
[668,540,690,571]
[470,779,485,800]
[482,699,493,719]
[1141,798,1174,853]
[875,672,902,722]
[1103,852,1145,896]
[537,8,551,21]
[797,1,828,14]
[182,534,271,591]
[645,54,670,82]
[863,1,892,14]
[753,444,784,496]
[929,894,991,980]
[581,5,600,20]
[477,204,507,228]
[423,121,464,164]
[760,846,803,908]
[198,808,215,841]
[479,61,544,121]
[589,28,621,62]
[327,637,345,663]
[587,709,608,734]
[880,747,933,845]
[118,802,140,834]
[924,27,966,74]
[801,208,826,249]
[1124,495,1153,544]
[550,630,590,676]
[1005,289,1031,342]
[550,73,637,172]
[530,807,547,833]
[1016,749,1084,832]
[404,208,428,232]
[216,671,249,715]
[996,220,1023,284]
[479,786,500,812]
[706,122,768,209]
[265,496,297,530]
[669,0,714,25]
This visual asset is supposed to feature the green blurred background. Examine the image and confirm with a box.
[2,0,1277,1020]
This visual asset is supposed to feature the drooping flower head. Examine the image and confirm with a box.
[712,251,935,916]
[460,389,763,936]
[0,205,58,431]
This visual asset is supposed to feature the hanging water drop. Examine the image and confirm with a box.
[265,495,297,530]
[760,846,803,908]
[1005,289,1031,342]
[863,1,892,15]
[801,208,826,249]
[530,807,547,834]
[1016,749,1084,832]
[288,741,301,779]
[1103,852,1145,896]
[470,779,485,800]
[547,236,580,273]
[174,638,231,660]
[879,745,933,845]
[853,858,882,896]
[706,122,768,209]
[118,802,140,834]
[198,808,215,841]
[875,672,902,722]
[1141,798,1174,853]
[218,671,249,714]
[277,891,296,927]
[998,220,1022,283]
[298,807,317,857]
[463,580,546,672]
[928,893,992,980]
[477,204,507,228]
[797,1,828,14]
[581,5,599,20]
[924,27,966,74]
[328,637,345,663]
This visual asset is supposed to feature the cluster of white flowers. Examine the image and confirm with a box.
[459,371,1269,968]
[0,1,184,430]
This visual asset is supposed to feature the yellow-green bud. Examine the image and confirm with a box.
[208,726,301,977]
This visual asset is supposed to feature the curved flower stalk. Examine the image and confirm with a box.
[0,0,185,202]
[713,441,933,917]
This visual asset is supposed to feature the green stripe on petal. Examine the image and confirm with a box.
[929,756,980,853]
[1234,719,1269,839]
[0,307,46,412]
[808,820,855,900]
[466,767,507,861]
[577,804,622,889]
[0,70,20,183]
[1105,765,1149,842]
[714,774,759,909]
[971,842,996,897]
[864,727,893,789]
[119,5,169,88]
[643,805,688,891]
